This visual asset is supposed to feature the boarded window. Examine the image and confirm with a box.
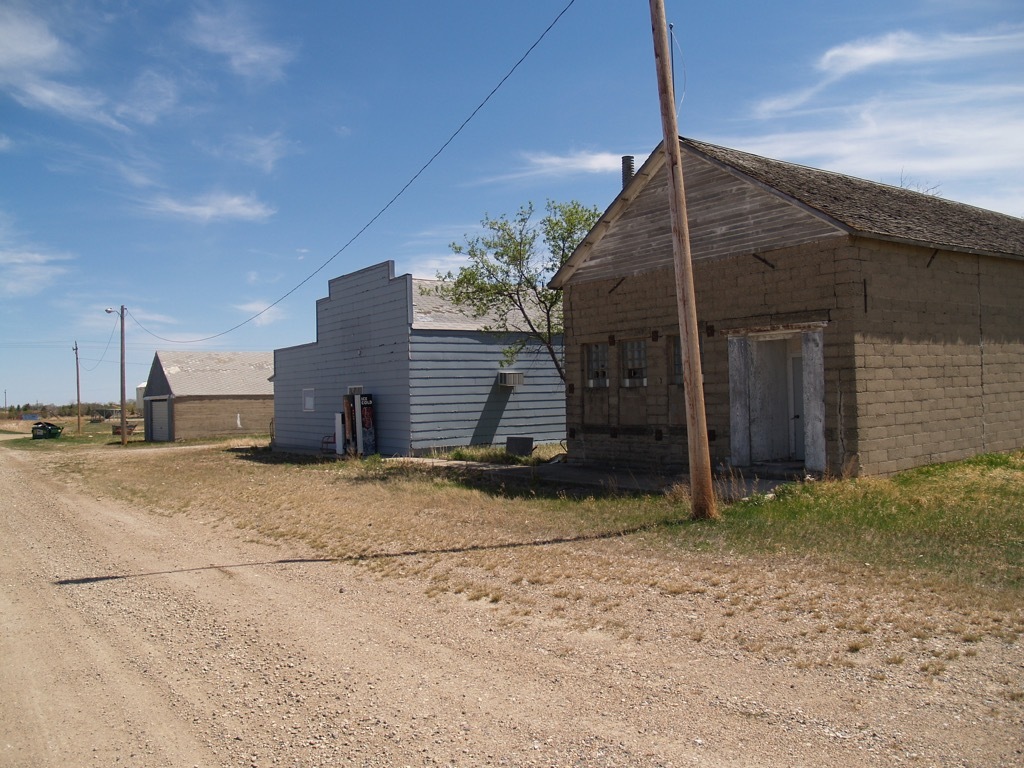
[586,343,609,388]
[621,340,647,387]
[302,388,315,412]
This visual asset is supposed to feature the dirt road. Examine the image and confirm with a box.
[1,445,1021,767]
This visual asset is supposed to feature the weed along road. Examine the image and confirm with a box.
[1,443,1022,767]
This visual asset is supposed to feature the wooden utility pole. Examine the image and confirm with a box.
[73,341,82,437]
[106,305,128,446]
[648,0,718,519]
[118,306,127,446]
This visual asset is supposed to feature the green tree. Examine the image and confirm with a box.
[437,200,599,382]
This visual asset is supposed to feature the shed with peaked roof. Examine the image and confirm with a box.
[142,350,274,441]
[272,261,565,456]
[550,137,1024,477]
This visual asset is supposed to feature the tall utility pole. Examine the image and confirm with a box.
[105,305,127,446]
[648,0,718,519]
[73,342,82,436]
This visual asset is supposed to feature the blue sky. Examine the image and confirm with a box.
[1,0,1022,407]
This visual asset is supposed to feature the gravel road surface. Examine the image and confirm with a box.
[1,445,1021,767]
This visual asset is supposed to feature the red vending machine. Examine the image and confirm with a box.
[341,392,375,456]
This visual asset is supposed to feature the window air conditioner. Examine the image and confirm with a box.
[498,371,525,388]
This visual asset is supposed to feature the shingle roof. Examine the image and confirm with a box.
[154,351,274,397]
[411,279,515,331]
[683,138,1024,260]
[411,279,486,330]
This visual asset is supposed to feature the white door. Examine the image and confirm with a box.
[149,399,170,441]
[790,354,805,460]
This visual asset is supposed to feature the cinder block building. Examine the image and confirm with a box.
[549,138,1024,477]
[142,351,274,441]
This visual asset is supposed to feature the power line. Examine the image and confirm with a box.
[130,0,580,346]
[82,315,120,372]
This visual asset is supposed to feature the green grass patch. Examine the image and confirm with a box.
[429,442,565,466]
[665,451,1024,592]
[1,420,146,450]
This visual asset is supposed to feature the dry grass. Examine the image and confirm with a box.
[12,439,1024,693]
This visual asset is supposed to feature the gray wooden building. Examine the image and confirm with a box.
[550,138,1024,477]
[272,261,565,456]
[143,351,274,441]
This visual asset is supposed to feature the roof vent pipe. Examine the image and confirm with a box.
[621,155,635,189]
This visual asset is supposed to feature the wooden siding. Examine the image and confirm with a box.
[143,358,172,398]
[408,331,565,451]
[569,152,844,284]
[275,261,566,456]
[273,263,413,455]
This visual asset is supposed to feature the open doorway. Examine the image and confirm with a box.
[728,328,825,473]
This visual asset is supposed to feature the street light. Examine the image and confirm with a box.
[105,305,127,446]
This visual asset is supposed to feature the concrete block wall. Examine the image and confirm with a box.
[852,241,1024,474]
[173,396,275,441]
[564,232,1023,477]
[563,239,858,474]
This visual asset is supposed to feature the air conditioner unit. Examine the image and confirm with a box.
[498,371,525,388]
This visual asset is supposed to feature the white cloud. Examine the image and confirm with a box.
[146,192,276,222]
[735,24,1024,215]
[818,27,1024,78]
[0,6,68,75]
[403,253,470,279]
[491,150,626,182]
[755,25,1024,117]
[724,82,1024,215]
[234,300,284,326]
[0,134,11,152]
[225,131,295,172]
[113,159,159,189]
[187,7,294,82]
[0,6,125,130]
[115,70,179,125]
[0,249,71,297]
[0,213,73,297]
[16,77,125,130]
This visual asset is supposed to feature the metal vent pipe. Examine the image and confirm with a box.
[621,155,635,189]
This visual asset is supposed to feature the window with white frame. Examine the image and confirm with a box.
[621,339,647,387]
[302,388,315,412]
[586,342,609,387]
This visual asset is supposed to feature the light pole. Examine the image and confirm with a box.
[105,305,127,446]
[73,342,82,436]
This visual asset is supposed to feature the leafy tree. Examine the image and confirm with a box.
[437,200,600,381]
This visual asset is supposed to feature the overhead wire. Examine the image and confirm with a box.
[129,0,580,345]
[81,315,119,372]
[669,22,687,112]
